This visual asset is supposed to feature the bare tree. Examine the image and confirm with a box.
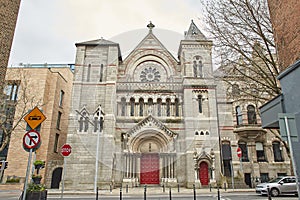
[202,0,281,104]
[0,69,43,153]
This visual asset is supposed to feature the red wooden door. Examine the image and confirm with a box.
[199,162,209,185]
[140,153,159,184]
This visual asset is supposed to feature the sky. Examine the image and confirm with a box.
[8,0,208,66]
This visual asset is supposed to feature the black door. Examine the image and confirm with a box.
[245,173,252,188]
[51,167,62,188]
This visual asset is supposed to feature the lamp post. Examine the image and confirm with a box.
[94,106,103,193]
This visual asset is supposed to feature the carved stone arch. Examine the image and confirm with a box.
[128,130,171,153]
[125,49,178,76]
[78,106,90,118]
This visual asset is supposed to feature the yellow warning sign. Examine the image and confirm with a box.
[24,107,46,129]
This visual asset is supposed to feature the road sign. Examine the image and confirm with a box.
[24,107,46,129]
[23,130,41,149]
[237,147,242,158]
[61,144,72,157]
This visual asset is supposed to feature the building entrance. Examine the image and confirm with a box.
[199,162,209,185]
[140,153,159,184]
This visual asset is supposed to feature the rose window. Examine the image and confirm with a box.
[140,67,161,82]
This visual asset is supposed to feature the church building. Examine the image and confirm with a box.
[64,21,220,189]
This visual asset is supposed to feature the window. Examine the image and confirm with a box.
[130,98,135,116]
[239,142,249,162]
[59,90,64,107]
[222,141,232,160]
[4,83,19,101]
[235,106,243,125]
[198,95,203,113]
[157,98,162,116]
[54,133,59,153]
[148,98,153,115]
[56,111,62,130]
[87,64,91,82]
[193,61,197,77]
[247,105,257,124]
[139,98,144,116]
[232,84,240,96]
[260,173,269,183]
[273,141,283,162]
[256,142,266,162]
[166,98,171,116]
[198,60,203,78]
[175,98,179,117]
[79,117,84,132]
[93,117,99,132]
[100,64,104,82]
[121,98,126,116]
[79,111,89,132]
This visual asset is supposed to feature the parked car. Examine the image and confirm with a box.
[256,176,299,197]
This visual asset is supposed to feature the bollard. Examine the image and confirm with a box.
[162,184,165,193]
[217,187,220,200]
[144,185,147,200]
[193,184,196,200]
[96,186,98,200]
[120,186,122,200]
[177,183,180,193]
[126,184,128,193]
[169,187,172,200]
[224,183,226,191]
[209,183,211,192]
[110,184,112,194]
[267,185,272,200]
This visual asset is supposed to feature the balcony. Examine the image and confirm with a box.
[233,124,267,138]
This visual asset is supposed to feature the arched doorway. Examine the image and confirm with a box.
[199,162,209,186]
[51,167,62,189]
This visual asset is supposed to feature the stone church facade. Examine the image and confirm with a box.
[64,21,290,190]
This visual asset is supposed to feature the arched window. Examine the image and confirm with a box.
[121,97,126,116]
[87,64,91,82]
[84,116,89,132]
[232,84,240,96]
[79,117,83,132]
[193,61,197,77]
[100,64,104,82]
[130,98,135,116]
[148,98,153,115]
[198,95,203,113]
[175,98,179,117]
[247,105,257,124]
[272,141,283,162]
[238,141,249,162]
[198,60,203,78]
[235,106,243,125]
[166,98,171,116]
[157,98,162,116]
[139,98,144,116]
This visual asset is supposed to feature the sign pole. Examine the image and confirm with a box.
[61,157,66,199]
[22,148,33,200]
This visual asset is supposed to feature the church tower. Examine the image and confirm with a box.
[178,20,221,187]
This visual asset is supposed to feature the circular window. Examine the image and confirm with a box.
[140,66,161,82]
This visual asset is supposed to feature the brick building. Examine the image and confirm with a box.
[2,64,73,189]
[267,0,300,70]
[0,0,21,85]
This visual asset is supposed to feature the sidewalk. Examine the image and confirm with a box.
[47,187,255,196]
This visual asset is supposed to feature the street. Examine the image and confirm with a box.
[0,191,298,200]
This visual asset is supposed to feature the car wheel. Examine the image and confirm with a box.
[270,188,279,197]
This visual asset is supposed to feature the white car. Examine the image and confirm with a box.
[256,176,299,197]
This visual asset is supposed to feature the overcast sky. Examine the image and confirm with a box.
[9,0,207,66]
